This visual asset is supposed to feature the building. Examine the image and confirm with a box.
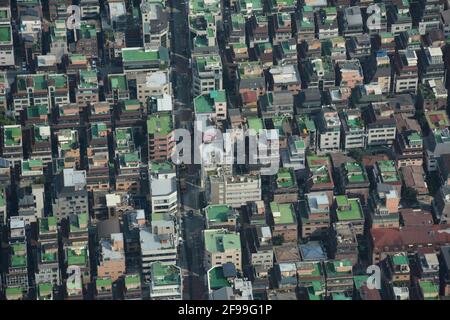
[207,174,262,208]
[333,195,364,235]
[141,1,169,49]
[149,164,178,216]
[52,169,88,221]
[194,90,227,121]
[205,204,238,231]
[149,262,183,300]
[299,192,331,239]
[392,49,419,94]
[193,54,223,96]
[147,112,174,162]
[340,110,366,150]
[97,233,126,281]
[270,202,298,243]
[121,47,170,79]
[317,107,341,152]
[1,125,23,166]
[370,224,450,263]
[273,168,298,203]
[203,229,242,271]
[366,103,397,147]
[140,225,177,282]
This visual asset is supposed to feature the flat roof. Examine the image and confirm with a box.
[206,204,232,223]
[270,202,296,224]
[204,229,241,253]
[147,112,172,135]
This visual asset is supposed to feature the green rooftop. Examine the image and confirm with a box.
[152,262,181,286]
[344,162,366,183]
[276,168,295,188]
[194,90,226,114]
[419,280,439,299]
[270,202,296,225]
[96,277,112,290]
[67,247,88,266]
[125,274,141,288]
[206,205,233,223]
[5,287,23,299]
[335,196,363,221]
[247,117,264,132]
[4,125,22,146]
[0,25,11,42]
[209,266,231,290]
[122,47,160,62]
[393,255,409,266]
[297,115,316,134]
[325,260,353,277]
[204,229,241,253]
[109,75,127,90]
[38,283,53,297]
[377,160,400,183]
[22,159,43,173]
[147,112,172,135]
[39,216,57,234]
[353,275,369,290]
[151,161,174,174]
[195,54,222,73]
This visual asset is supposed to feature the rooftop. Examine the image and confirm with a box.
[204,229,241,253]
[151,262,181,286]
[205,205,233,223]
[335,196,363,221]
[209,266,231,290]
[276,168,295,188]
[147,113,172,135]
[270,202,296,225]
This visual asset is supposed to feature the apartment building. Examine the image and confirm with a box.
[141,0,169,50]
[207,174,262,208]
[149,262,183,300]
[97,233,126,281]
[299,192,331,239]
[393,49,419,94]
[193,54,223,96]
[317,107,341,152]
[194,90,227,121]
[366,102,397,147]
[147,112,174,161]
[270,202,298,243]
[1,125,23,166]
[52,169,89,221]
[203,229,242,271]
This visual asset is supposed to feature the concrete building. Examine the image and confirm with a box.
[141,1,169,50]
[203,229,242,271]
[207,174,262,208]
[317,107,341,152]
[149,262,183,300]
[52,169,88,221]
[147,112,174,161]
[299,192,331,239]
[340,110,366,150]
[193,54,223,96]
[270,202,298,243]
[97,233,126,281]
[140,225,177,282]
[205,204,238,231]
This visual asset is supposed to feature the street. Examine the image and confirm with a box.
[168,0,207,300]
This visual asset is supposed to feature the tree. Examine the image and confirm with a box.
[272,235,284,246]
[0,114,15,126]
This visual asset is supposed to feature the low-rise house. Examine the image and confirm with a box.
[270,202,298,243]
[299,192,331,239]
